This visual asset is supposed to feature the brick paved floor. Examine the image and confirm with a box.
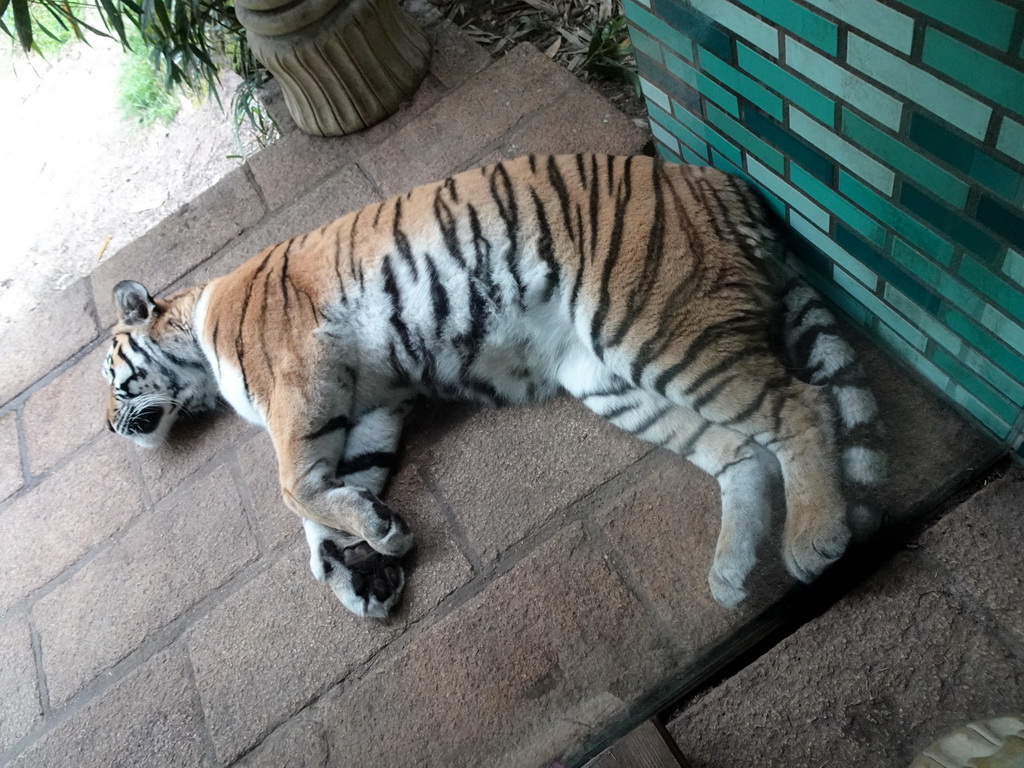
[0,8,1005,766]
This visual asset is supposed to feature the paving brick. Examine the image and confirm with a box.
[233,708,328,768]
[421,395,648,562]
[179,163,381,289]
[185,543,398,764]
[487,83,649,161]
[233,432,298,552]
[0,411,23,503]
[90,166,265,327]
[136,409,253,504]
[248,78,448,211]
[321,523,675,768]
[34,464,259,707]
[428,18,493,90]
[187,456,468,764]
[596,452,787,633]
[22,346,109,475]
[922,467,1024,644]
[10,646,213,768]
[666,554,1024,766]
[359,44,576,197]
[0,278,98,406]
[0,435,143,615]
[0,615,42,751]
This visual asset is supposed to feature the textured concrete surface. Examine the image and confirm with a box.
[667,466,1024,768]
[0,7,1009,767]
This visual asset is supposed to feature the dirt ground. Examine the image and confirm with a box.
[0,36,256,332]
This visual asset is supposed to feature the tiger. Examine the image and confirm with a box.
[103,154,885,619]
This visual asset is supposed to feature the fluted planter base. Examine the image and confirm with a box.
[238,0,431,136]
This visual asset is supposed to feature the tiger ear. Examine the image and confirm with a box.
[113,280,157,326]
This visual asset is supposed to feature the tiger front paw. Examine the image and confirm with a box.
[304,520,406,619]
[320,539,405,619]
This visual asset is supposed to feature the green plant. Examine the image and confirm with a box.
[0,0,271,137]
[118,28,180,125]
[580,15,636,86]
[0,0,73,55]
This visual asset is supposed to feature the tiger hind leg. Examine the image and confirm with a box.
[559,351,777,607]
[658,355,850,584]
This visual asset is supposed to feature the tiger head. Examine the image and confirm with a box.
[104,280,219,448]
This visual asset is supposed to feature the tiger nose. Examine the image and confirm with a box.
[125,406,163,436]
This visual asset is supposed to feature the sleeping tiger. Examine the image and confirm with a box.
[103,154,884,618]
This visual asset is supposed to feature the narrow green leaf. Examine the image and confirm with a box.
[11,0,33,51]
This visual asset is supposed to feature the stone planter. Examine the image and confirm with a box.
[236,0,430,136]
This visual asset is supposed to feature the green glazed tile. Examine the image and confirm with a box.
[799,0,913,54]
[731,0,837,55]
[883,283,962,355]
[785,38,902,130]
[959,255,1024,318]
[969,153,1022,203]
[894,0,1015,52]
[943,307,1024,383]
[790,107,895,194]
[649,120,681,154]
[789,210,878,289]
[923,30,1024,116]
[838,172,955,263]
[842,109,970,208]
[630,28,664,65]
[639,76,671,111]
[686,0,778,56]
[908,113,974,173]
[834,267,928,350]
[945,383,1012,438]
[789,163,885,246]
[699,47,783,119]
[847,34,992,140]
[696,71,740,116]
[931,347,1019,425]
[961,346,1024,407]
[997,117,1024,164]
[624,0,694,61]
[705,103,784,173]
[748,156,830,230]
[1003,249,1024,288]
[737,43,834,125]
[980,304,1024,356]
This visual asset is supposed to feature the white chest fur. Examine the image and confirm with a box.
[193,287,268,428]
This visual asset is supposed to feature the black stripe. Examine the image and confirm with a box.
[425,255,450,340]
[529,188,560,301]
[528,154,537,174]
[631,404,673,435]
[433,191,467,269]
[490,162,524,301]
[684,344,768,397]
[546,157,575,235]
[691,373,739,412]
[306,414,352,440]
[393,197,419,281]
[588,154,600,264]
[381,257,418,361]
[337,451,397,477]
[590,162,634,358]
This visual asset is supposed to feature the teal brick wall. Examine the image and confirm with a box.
[624,0,1024,454]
